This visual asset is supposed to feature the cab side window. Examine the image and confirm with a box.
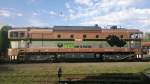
[10,32,25,38]
[20,32,25,37]
[10,32,18,38]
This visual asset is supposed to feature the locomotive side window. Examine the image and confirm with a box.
[70,34,74,38]
[10,31,25,38]
[138,34,143,39]
[130,33,142,39]
[96,35,99,38]
[10,32,13,37]
[57,34,61,38]
[10,32,18,38]
[14,32,18,37]
[83,34,87,38]
[20,32,25,37]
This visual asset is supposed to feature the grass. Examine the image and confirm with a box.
[0,62,150,84]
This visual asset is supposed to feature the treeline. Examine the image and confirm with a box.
[144,33,150,42]
[0,25,11,56]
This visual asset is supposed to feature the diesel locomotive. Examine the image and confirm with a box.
[7,25,143,62]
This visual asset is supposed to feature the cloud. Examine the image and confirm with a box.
[81,8,150,23]
[0,8,23,17]
[32,12,40,16]
[31,0,37,2]
[32,10,58,17]
[75,0,93,6]
[66,0,141,20]
[64,0,149,32]
[80,8,150,32]
[29,0,38,3]
[17,13,23,17]
[26,0,39,4]
[0,10,10,17]
[65,3,71,9]
[49,11,56,16]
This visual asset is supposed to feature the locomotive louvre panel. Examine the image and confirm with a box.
[30,41,43,48]
[43,33,53,39]
[82,41,100,48]
[43,41,57,48]
[30,33,53,39]
[30,33,43,39]
[43,41,74,48]
[100,41,111,48]
[29,41,75,48]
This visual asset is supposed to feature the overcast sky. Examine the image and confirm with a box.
[0,0,150,32]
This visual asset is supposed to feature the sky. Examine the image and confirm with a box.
[0,0,150,32]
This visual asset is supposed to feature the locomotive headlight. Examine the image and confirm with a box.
[75,39,82,42]
[131,41,134,44]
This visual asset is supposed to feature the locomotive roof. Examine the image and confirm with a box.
[53,26,101,31]
[102,28,142,32]
[9,26,142,33]
[11,27,52,29]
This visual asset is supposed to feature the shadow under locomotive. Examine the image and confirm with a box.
[59,73,150,84]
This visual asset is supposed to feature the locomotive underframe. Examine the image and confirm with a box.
[8,48,141,62]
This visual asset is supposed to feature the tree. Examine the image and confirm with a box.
[144,32,150,42]
[0,25,11,56]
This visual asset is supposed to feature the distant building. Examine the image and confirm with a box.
[143,33,150,55]
[142,42,150,55]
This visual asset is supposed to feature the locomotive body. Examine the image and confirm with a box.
[8,26,143,62]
